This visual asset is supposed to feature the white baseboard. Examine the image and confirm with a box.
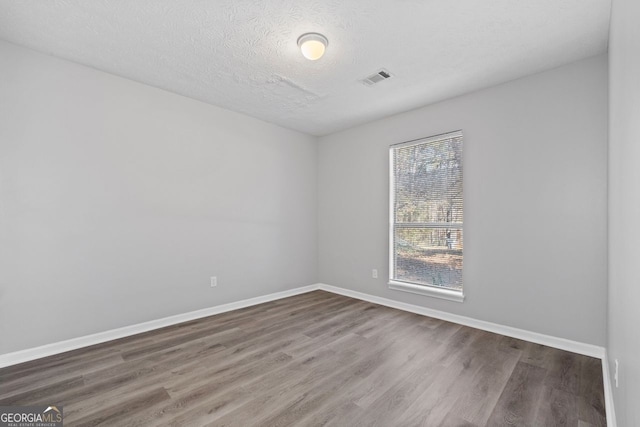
[1,281,614,423]
[320,283,614,425]
[601,351,618,427]
[1,282,606,369]
[320,285,618,422]
[0,284,319,369]
[317,283,606,359]
[1,281,615,424]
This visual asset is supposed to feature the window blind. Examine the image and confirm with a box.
[390,131,463,291]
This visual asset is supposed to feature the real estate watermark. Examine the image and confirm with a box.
[0,406,63,427]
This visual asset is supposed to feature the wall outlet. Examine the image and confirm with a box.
[210,276,217,287]
[372,269,378,279]
[614,359,619,388]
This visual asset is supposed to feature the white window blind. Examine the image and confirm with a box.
[389,131,463,296]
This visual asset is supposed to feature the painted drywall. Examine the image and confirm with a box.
[318,55,608,346]
[0,40,317,354]
[608,0,640,424]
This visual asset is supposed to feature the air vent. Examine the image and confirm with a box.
[362,69,393,86]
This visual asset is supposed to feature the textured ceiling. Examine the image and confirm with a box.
[0,0,611,136]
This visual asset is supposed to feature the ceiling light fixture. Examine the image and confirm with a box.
[297,33,328,61]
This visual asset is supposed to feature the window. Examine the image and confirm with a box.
[389,131,464,302]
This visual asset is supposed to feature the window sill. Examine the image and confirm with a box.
[388,280,465,303]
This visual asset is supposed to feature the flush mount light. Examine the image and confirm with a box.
[297,33,328,61]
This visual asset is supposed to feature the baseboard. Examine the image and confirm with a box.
[318,283,614,424]
[601,351,618,427]
[0,284,320,369]
[317,283,606,359]
[0,283,615,424]
[1,282,607,372]
[1,282,615,424]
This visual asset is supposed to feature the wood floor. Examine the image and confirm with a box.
[0,291,606,426]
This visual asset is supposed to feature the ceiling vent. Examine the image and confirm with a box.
[362,69,393,86]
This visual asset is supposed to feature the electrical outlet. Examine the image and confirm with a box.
[372,269,378,279]
[614,359,619,388]
[210,276,217,287]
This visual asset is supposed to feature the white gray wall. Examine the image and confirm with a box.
[318,55,608,346]
[0,38,610,358]
[0,41,317,354]
[608,0,640,424]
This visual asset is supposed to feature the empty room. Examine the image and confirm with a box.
[0,0,638,426]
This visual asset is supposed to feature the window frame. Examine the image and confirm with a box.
[388,130,465,303]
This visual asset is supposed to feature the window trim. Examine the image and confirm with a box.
[388,280,465,302]
[388,130,465,303]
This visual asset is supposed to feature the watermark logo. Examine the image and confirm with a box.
[0,405,63,426]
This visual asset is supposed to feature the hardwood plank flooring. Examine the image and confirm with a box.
[0,291,606,426]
